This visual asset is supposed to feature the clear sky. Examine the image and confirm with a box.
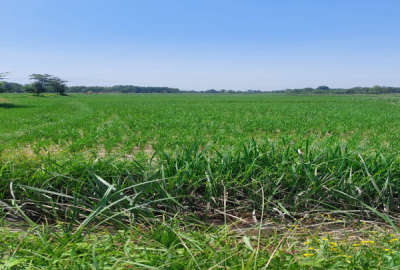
[1,0,400,91]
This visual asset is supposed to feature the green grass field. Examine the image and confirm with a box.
[1,93,400,269]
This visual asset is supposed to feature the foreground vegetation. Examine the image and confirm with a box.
[4,220,399,269]
[2,222,400,269]
[1,93,400,268]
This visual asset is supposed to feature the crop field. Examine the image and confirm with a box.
[1,93,400,269]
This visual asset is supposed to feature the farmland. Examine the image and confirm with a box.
[1,93,400,269]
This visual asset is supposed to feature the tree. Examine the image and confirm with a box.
[317,85,330,90]
[0,72,9,93]
[48,76,68,95]
[0,72,8,81]
[28,74,52,95]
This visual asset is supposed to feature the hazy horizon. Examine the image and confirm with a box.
[2,0,400,91]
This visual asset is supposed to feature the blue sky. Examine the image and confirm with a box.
[1,0,400,90]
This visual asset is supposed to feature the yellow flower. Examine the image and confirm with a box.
[329,242,337,247]
[384,248,391,251]
[389,238,398,243]
[360,240,375,245]
[303,253,314,257]
[308,247,315,250]
[303,240,311,245]
[352,244,360,247]
[321,237,328,241]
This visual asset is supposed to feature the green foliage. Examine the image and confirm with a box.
[277,85,400,94]
[1,224,400,269]
[25,74,68,96]
[3,73,400,94]
[48,76,68,95]
[1,94,400,226]
[2,93,400,268]
[68,85,181,93]
[28,74,53,95]
[0,72,8,80]
[0,82,24,93]
[0,73,9,93]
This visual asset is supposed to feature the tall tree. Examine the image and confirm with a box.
[28,74,52,95]
[0,72,8,81]
[0,72,8,93]
[49,76,68,95]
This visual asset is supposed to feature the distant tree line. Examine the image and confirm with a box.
[0,73,67,95]
[68,85,181,94]
[67,87,265,94]
[0,73,265,94]
[273,85,400,95]
[2,73,400,95]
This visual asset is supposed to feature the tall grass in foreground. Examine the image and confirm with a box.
[2,94,400,268]
[1,140,399,229]
[1,222,400,269]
